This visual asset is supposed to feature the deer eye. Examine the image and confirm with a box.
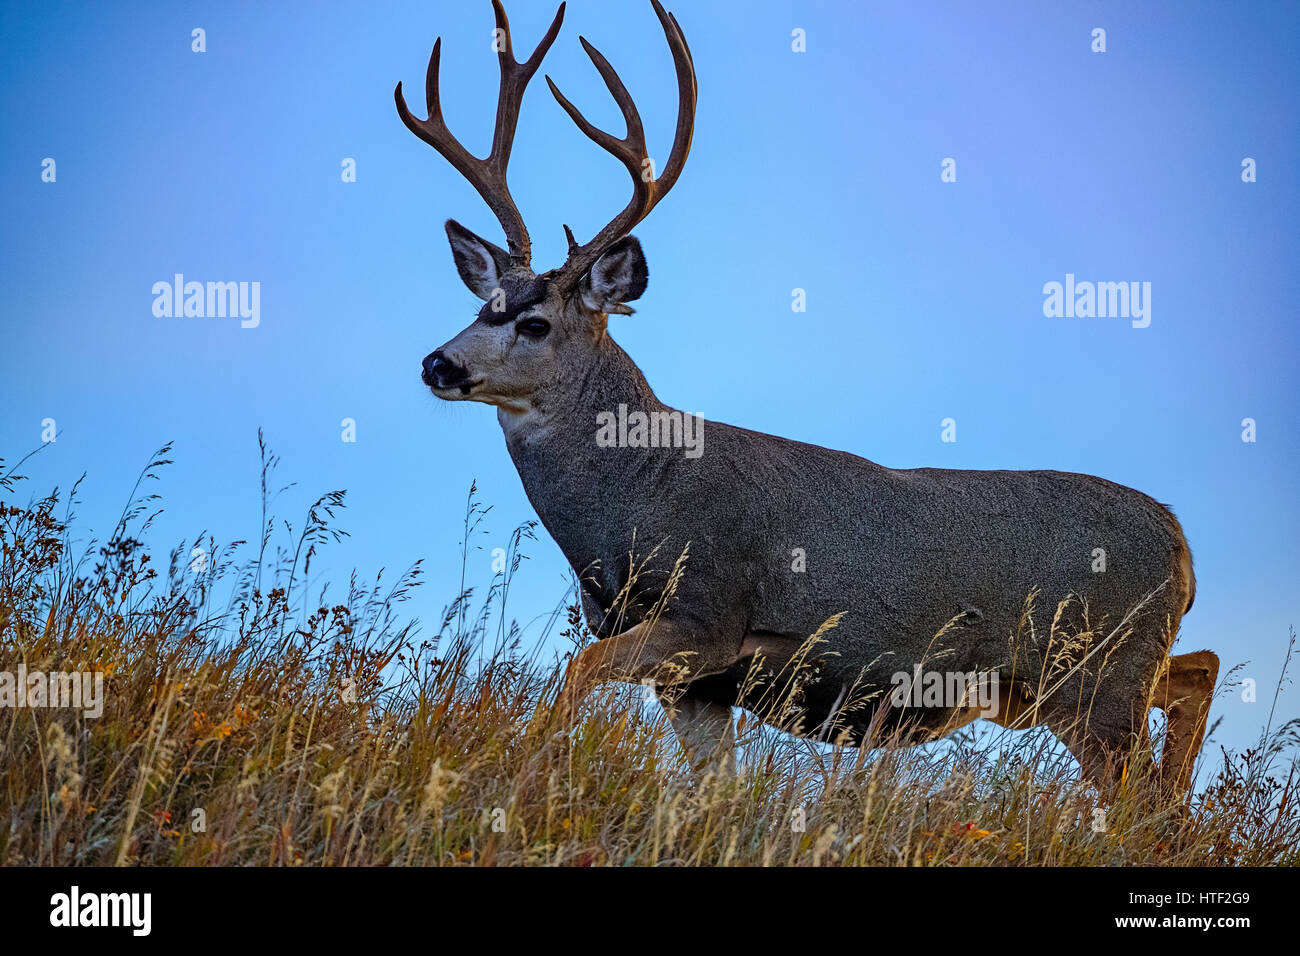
[517,317,551,339]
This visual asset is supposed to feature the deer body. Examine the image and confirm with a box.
[399,1,1218,790]
[501,330,1192,746]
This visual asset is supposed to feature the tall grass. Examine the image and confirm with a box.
[0,439,1296,866]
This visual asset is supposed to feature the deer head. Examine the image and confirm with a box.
[397,0,695,414]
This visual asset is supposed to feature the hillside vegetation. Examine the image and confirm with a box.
[1,441,1296,866]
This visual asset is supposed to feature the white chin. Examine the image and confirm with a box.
[432,384,478,401]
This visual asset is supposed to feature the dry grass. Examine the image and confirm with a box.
[1,439,1297,867]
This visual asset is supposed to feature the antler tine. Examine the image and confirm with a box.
[489,0,565,175]
[547,37,648,174]
[654,6,697,198]
[549,0,697,291]
[394,2,566,267]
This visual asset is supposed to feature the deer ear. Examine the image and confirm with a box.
[445,219,511,301]
[582,236,648,314]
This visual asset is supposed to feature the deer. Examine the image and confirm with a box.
[398,0,1219,793]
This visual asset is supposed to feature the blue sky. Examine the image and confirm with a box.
[1,0,1296,759]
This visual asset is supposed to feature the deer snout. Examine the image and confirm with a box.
[422,350,469,390]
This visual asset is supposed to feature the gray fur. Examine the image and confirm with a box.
[496,308,1193,762]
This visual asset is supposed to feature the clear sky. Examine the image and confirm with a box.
[2,0,1296,759]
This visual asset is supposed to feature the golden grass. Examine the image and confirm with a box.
[1,439,1296,866]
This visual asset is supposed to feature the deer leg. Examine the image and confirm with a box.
[1037,707,1139,796]
[1069,731,1130,795]
[657,688,737,777]
[1154,649,1219,793]
[558,617,737,717]
[984,679,1044,730]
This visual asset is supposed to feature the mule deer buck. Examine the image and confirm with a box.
[399,0,1219,792]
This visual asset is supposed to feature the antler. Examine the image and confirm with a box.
[546,0,696,291]
[395,1,566,268]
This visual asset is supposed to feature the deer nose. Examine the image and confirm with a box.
[422,350,468,389]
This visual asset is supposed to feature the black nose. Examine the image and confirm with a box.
[422,350,468,389]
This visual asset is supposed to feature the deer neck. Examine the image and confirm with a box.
[498,333,665,468]
[496,335,669,575]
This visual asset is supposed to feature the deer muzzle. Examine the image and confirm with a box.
[422,350,471,393]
